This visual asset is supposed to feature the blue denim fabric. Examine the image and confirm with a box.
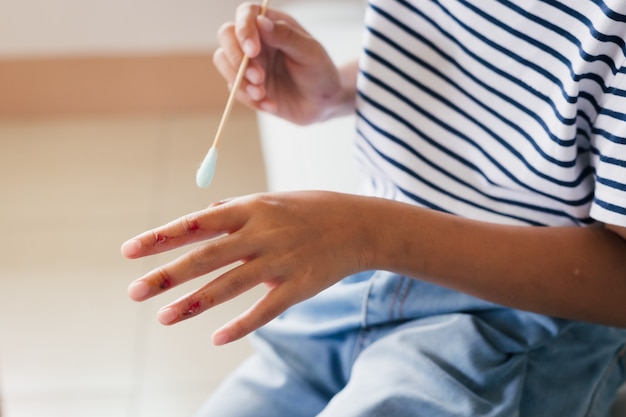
[194,271,626,417]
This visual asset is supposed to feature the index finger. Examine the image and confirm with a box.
[120,203,243,259]
[234,0,280,57]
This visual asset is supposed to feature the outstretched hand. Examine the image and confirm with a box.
[122,191,371,345]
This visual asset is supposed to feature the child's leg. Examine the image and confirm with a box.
[192,353,327,417]
[317,314,626,417]
[318,314,526,417]
[192,324,358,417]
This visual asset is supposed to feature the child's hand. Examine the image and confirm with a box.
[213,2,347,125]
[122,191,371,345]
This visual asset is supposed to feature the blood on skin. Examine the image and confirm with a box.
[183,301,201,317]
[160,278,172,290]
[187,220,201,233]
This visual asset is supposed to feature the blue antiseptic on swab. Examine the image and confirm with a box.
[196,0,270,189]
[196,146,218,188]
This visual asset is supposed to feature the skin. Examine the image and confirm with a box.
[122,3,626,346]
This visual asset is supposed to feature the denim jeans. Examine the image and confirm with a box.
[194,271,626,417]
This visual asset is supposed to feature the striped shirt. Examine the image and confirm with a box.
[355,0,626,227]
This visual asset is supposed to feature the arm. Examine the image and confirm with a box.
[122,191,626,345]
[367,196,626,327]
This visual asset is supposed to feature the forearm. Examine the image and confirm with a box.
[360,196,626,327]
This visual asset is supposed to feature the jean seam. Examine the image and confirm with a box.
[397,278,413,320]
[361,273,377,328]
[586,344,626,417]
[388,276,406,321]
[513,351,529,416]
[349,327,372,374]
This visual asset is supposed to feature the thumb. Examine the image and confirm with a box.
[257,15,329,65]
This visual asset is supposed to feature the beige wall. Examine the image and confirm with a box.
[0,0,365,118]
[0,53,228,118]
[0,0,290,58]
[0,0,292,118]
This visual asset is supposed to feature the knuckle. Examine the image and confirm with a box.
[256,301,284,327]
[235,2,261,39]
[224,271,250,296]
[189,244,214,269]
[245,192,272,211]
[235,2,251,13]
[180,212,201,234]
[182,299,203,318]
[151,230,168,246]
[236,2,257,17]
[154,267,174,291]
[234,26,248,44]
[212,48,224,65]
[217,22,234,39]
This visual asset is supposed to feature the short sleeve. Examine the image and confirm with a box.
[589,64,626,227]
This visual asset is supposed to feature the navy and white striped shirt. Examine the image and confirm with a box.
[355,0,626,227]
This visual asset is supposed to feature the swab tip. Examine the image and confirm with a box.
[196,147,218,188]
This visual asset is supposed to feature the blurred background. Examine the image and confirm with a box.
[0,0,364,416]
[2,1,626,417]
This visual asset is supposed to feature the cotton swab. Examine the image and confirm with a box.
[196,0,271,188]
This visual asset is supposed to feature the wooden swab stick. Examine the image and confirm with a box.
[213,0,270,150]
[196,0,271,188]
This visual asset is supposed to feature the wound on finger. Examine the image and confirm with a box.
[183,300,202,317]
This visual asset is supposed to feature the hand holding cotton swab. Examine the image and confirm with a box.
[196,0,271,188]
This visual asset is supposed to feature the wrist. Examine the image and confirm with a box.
[316,61,359,123]
[351,196,410,273]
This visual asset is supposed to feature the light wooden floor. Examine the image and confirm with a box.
[0,110,267,417]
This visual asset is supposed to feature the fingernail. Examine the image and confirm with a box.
[257,15,274,32]
[245,67,261,84]
[121,239,141,258]
[128,281,150,300]
[246,85,263,101]
[243,39,256,57]
[260,100,276,113]
[158,307,178,325]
